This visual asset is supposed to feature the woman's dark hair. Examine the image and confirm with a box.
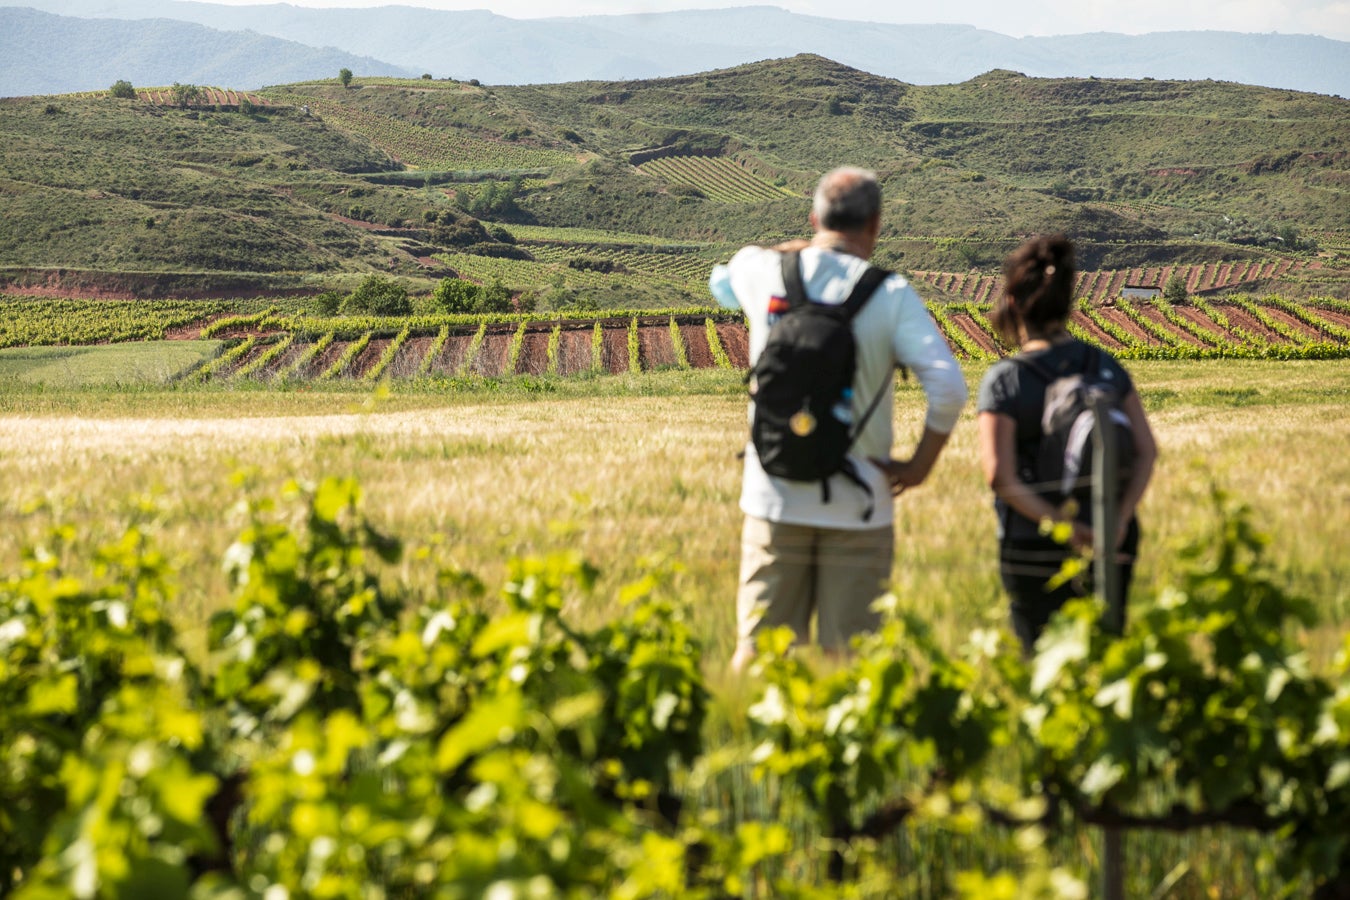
[989,234,1076,346]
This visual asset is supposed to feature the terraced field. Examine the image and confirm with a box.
[280,95,581,171]
[909,258,1340,305]
[636,155,795,203]
[134,87,271,106]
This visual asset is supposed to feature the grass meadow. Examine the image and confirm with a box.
[0,357,1344,662]
[0,354,1346,897]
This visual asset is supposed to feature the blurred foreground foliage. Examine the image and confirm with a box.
[0,480,1346,898]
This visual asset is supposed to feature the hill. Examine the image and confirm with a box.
[3,2,1348,97]
[1,56,1347,302]
[0,7,413,97]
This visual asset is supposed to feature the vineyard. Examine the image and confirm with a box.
[637,155,797,203]
[186,311,748,382]
[134,86,271,107]
[0,297,234,348]
[910,258,1338,305]
[2,294,1350,382]
[178,295,1350,382]
[277,95,582,171]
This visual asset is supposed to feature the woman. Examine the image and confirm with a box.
[976,235,1157,654]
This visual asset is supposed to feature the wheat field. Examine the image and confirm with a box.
[0,359,1344,669]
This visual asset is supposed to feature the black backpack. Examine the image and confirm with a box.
[1014,344,1135,521]
[746,251,891,518]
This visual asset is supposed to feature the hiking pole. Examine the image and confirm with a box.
[1091,393,1125,900]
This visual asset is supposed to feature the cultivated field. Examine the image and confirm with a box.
[1,360,1344,659]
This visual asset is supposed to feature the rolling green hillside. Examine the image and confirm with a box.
[2,55,1347,301]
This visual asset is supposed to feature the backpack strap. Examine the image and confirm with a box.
[842,265,890,318]
[779,250,808,308]
[843,265,896,441]
[779,250,890,319]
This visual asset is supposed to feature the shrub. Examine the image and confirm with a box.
[314,291,344,316]
[430,278,483,314]
[109,80,135,100]
[340,275,411,316]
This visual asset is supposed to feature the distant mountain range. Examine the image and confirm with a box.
[3,2,1349,97]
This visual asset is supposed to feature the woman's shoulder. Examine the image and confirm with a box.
[976,357,1023,411]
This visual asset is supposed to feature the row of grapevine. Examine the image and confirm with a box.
[3,478,1346,897]
[637,155,793,203]
[134,87,270,107]
[910,259,1334,303]
[198,314,748,381]
[283,95,578,171]
[524,243,712,284]
[0,297,230,348]
[506,224,707,248]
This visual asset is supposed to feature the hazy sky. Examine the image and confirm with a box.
[201,0,1350,41]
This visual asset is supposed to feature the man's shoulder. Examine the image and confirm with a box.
[729,244,779,271]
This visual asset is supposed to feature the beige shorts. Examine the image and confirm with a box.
[736,515,894,655]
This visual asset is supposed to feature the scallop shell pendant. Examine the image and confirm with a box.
[789,410,817,436]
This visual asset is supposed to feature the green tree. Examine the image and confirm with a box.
[339,68,353,88]
[170,82,203,107]
[480,277,512,313]
[1164,274,1189,305]
[430,278,484,314]
[109,80,135,100]
[314,290,344,316]
[341,275,410,316]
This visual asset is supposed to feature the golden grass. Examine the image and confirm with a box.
[0,360,1345,668]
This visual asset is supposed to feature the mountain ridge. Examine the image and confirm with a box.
[2,2,1347,97]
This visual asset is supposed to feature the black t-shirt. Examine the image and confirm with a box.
[976,339,1135,540]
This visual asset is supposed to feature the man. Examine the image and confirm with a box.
[710,166,968,671]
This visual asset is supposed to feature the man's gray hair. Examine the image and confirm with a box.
[812,166,881,232]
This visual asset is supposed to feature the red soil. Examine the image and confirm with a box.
[516,331,552,376]
[1260,306,1325,341]
[637,323,676,370]
[309,340,348,378]
[388,336,434,378]
[260,342,308,379]
[435,333,473,376]
[716,323,749,369]
[556,326,595,375]
[947,313,1001,358]
[468,333,510,377]
[1313,307,1350,331]
[680,323,714,368]
[1094,308,1153,346]
[1222,305,1287,343]
[1067,311,1126,352]
[220,342,269,378]
[1136,304,1212,346]
[1167,306,1235,344]
[600,327,630,374]
[349,338,392,379]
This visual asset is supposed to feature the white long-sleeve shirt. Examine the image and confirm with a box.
[711,245,968,528]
